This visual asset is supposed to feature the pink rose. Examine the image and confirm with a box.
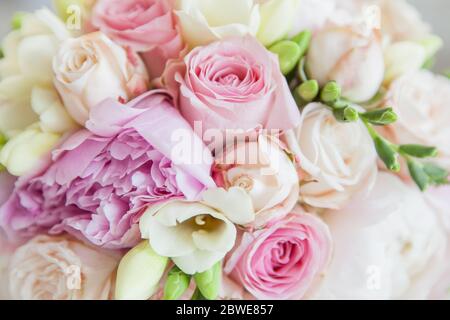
[91,0,184,79]
[8,235,119,300]
[165,36,301,137]
[224,209,332,300]
[0,91,215,249]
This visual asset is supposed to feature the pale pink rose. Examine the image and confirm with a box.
[91,0,184,79]
[164,36,301,137]
[7,235,119,300]
[224,209,332,300]
[306,16,384,102]
[314,173,446,300]
[382,70,450,171]
[213,135,299,228]
[53,32,149,125]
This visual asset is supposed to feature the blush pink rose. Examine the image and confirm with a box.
[224,209,332,300]
[91,0,184,79]
[0,90,215,249]
[164,36,301,137]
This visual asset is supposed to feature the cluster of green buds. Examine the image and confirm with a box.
[268,30,312,76]
[163,262,222,300]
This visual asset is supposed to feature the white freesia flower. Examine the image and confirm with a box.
[257,0,300,46]
[313,173,446,300]
[0,124,60,176]
[140,188,255,274]
[0,9,76,138]
[285,103,377,209]
[383,41,426,83]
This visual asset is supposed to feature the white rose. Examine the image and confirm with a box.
[53,32,149,125]
[0,9,77,138]
[140,188,255,274]
[0,124,60,176]
[175,0,260,48]
[382,70,450,170]
[8,235,119,300]
[313,173,446,300]
[214,135,299,227]
[285,103,378,209]
[306,16,384,102]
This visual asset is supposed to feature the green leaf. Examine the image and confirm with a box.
[423,163,449,185]
[333,106,359,122]
[269,40,302,75]
[407,160,429,191]
[321,81,341,103]
[0,133,7,147]
[291,30,312,58]
[0,48,4,60]
[296,80,319,102]
[193,262,221,300]
[361,108,398,126]
[163,266,191,300]
[398,144,438,158]
[374,136,400,172]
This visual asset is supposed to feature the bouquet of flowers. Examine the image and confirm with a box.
[0,0,449,300]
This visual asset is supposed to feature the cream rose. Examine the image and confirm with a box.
[306,15,384,102]
[382,70,450,170]
[8,235,119,300]
[52,32,149,125]
[139,188,256,274]
[313,173,446,300]
[213,135,299,227]
[0,124,60,176]
[285,103,378,209]
[0,9,77,138]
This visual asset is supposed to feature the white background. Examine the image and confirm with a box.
[0,0,449,71]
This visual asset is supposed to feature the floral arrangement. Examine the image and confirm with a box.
[0,0,449,300]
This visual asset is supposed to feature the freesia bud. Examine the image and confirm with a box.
[321,81,341,103]
[399,145,438,159]
[361,108,397,126]
[307,21,384,102]
[407,160,429,191]
[163,266,191,300]
[115,241,168,300]
[333,106,359,123]
[193,262,221,300]
[269,40,302,75]
[11,12,27,30]
[291,30,312,57]
[0,124,60,176]
[373,136,400,172]
[52,0,86,21]
[296,80,319,102]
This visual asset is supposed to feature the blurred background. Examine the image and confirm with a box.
[0,0,449,71]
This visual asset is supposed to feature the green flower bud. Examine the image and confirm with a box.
[407,160,429,191]
[115,241,168,300]
[0,48,4,59]
[296,80,319,102]
[291,30,312,58]
[11,12,27,30]
[0,133,7,147]
[269,40,302,75]
[399,144,438,158]
[333,106,359,122]
[374,136,400,172]
[423,163,449,185]
[361,108,398,126]
[321,81,341,103]
[191,288,208,300]
[163,266,191,300]
[193,262,221,300]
